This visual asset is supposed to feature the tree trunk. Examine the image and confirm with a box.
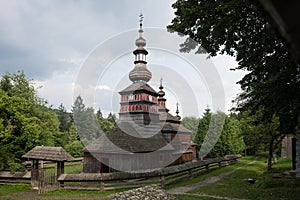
[273,152,278,164]
[268,138,274,171]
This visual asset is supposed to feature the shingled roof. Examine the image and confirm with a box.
[159,112,180,123]
[161,122,191,133]
[119,82,158,96]
[84,121,173,153]
[22,146,74,161]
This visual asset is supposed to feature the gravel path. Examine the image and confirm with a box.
[167,157,258,198]
[109,185,176,200]
[167,168,239,194]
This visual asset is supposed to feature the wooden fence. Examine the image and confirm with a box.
[57,155,241,190]
[0,171,31,186]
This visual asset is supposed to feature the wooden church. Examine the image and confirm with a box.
[82,17,196,173]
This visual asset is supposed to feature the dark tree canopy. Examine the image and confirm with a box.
[168,0,300,135]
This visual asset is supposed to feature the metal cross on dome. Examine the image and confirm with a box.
[176,102,180,115]
[139,13,144,30]
[139,13,144,24]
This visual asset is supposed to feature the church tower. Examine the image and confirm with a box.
[82,15,196,173]
[119,15,160,125]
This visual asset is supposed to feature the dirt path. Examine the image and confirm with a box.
[167,157,258,195]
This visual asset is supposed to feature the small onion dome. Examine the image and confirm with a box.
[158,78,165,98]
[129,63,152,82]
[135,36,146,47]
[158,90,165,97]
[159,84,163,90]
[175,103,181,120]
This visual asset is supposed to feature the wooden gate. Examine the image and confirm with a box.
[38,170,59,194]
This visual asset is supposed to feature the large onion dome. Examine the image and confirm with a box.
[129,63,152,83]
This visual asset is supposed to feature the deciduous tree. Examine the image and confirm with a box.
[0,72,61,171]
[168,0,300,169]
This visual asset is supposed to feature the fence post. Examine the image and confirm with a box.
[160,175,165,187]
[100,181,105,190]
[38,169,44,194]
[188,169,193,178]
[205,164,209,171]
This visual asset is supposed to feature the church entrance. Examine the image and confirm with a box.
[100,158,110,173]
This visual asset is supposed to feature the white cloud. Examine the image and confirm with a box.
[96,85,112,91]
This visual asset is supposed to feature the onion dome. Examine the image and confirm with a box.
[158,90,165,97]
[158,78,165,98]
[129,63,152,83]
[135,29,146,47]
[175,102,181,120]
[129,14,152,83]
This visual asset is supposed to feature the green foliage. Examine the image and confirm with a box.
[65,140,84,158]
[0,72,116,170]
[63,124,83,157]
[189,109,245,158]
[71,96,115,146]
[0,71,43,104]
[182,116,199,139]
[53,103,73,132]
[168,0,300,140]
[107,112,117,123]
[72,96,100,144]
[237,110,279,155]
[96,109,115,133]
[0,72,62,171]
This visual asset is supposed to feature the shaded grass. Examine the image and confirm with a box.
[0,185,31,196]
[175,194,216,200]
[165,155,255,189]
[43,199,109,200]
[0,184,32,200]
[44,162,83,174]
[2,155,296,200]
[40,188,128,197]
[189,155,300,200]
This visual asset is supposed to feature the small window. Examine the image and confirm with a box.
[149,95,152,101]
[128,95,134,100]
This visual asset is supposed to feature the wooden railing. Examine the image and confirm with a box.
[0,171,30,186]
[57,155,241,190]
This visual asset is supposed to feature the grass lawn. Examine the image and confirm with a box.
[0,185,128,200]
[40,188,128,197]
[44,161,83,174]
[175,194,217,200]
[1,155,298,200]
[0,184,32,200]
[0,185,31,196]
[165,155,256,190]
[187,155,300,200]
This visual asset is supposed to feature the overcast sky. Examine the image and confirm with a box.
[0,0,247,117]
